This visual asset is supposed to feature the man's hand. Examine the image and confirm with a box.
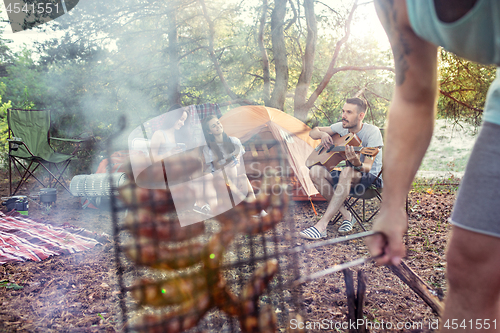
[310,127,335,147]
[320,132,334,147]
[366,206,408,265]
[345,145,362,166]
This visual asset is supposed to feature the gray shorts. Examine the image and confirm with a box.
[451,121,500,238]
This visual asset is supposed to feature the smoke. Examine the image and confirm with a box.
[30,0,290,173]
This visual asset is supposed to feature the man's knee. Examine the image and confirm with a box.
[309,165,328,183]
[446,227,500,295]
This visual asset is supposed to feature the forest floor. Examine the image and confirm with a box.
[0,171,456,332]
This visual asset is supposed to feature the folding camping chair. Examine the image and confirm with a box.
[333,169,383,232]
[7,108,84,196]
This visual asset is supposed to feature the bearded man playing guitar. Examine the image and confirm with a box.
[300,97,384,239]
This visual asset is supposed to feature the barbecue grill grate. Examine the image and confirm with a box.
[108,116,375,333]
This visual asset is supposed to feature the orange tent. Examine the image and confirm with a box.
[220,105,324,201]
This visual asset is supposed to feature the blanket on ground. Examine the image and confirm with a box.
[0,211,106,264]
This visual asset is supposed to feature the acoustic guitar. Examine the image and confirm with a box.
[306,133,379,172]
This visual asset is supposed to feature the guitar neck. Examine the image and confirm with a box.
[328,146,363,153]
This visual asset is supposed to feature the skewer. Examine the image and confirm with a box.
[290,230,381,287]
[291,255,381,287]
[290,230,377,255]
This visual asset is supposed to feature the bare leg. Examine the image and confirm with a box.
[211,171,233,214]
[238,175,256,200]
[309,166,352,221]
[309,166,361,233]
[441,226,500,332]
[193,175,207,207]
[338,205,352,221]
[196,173,217,211]
[309,165,336,201]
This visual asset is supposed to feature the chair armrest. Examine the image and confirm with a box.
[7,138,36,156]
[8,137,24,144]
[8,138,25,151]
[49,137,86,143]
[49,137,87,156]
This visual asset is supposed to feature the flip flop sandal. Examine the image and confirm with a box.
[252,210,268,219]
[299,226,327,240]
[193,204,211,216]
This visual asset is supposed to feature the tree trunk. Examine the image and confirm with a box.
[269,0,288,110]
[199,0,239,100]
[293,1,358,121]
[258,0,271,105]
[167,6,181,106]
[293,0,316,121]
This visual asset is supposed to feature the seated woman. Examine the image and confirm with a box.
[129,106,192,190]
[149,106,190,162]
[148,106,218,217]
[202,115,266,217]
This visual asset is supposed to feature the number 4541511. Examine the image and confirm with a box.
[443,319,496,330]
[5,2,60,14]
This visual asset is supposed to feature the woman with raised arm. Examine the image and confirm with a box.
[149,106,190,162]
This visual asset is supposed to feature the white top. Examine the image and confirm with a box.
[157,130,177,156]
[203,136,245,172]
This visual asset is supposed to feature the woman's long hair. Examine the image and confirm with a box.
[202,115,235,161]
[164,105,191,145]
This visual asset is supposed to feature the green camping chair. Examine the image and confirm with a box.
[7,108,84,196]
[332,168,383,232]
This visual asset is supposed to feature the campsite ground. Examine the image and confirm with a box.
[0,171,455,332]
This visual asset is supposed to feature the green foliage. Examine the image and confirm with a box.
[1,49,44,109]
[0,279,24,290]
[0,0,491,179]
[0,47,111,173]
[20,0,395,129]
[411,177,459,194]
[0,82,13,170]
[438,49,496,125]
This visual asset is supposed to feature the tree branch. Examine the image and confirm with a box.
[439,89,482,112]
[303,0,358,110]
[315,105,333,124]
[219,99,258,107]
[365,87,391,102]
[284,0,298,31]
[315,0,340,15]
[198,0,239,100]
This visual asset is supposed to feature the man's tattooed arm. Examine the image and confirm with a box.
[366,0,440,267]
[374,0,411,86]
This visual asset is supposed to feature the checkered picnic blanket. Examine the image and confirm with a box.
[191,103,222,125]
[0,212,105,264]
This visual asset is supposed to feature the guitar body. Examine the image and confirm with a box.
[306,133,362,172]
